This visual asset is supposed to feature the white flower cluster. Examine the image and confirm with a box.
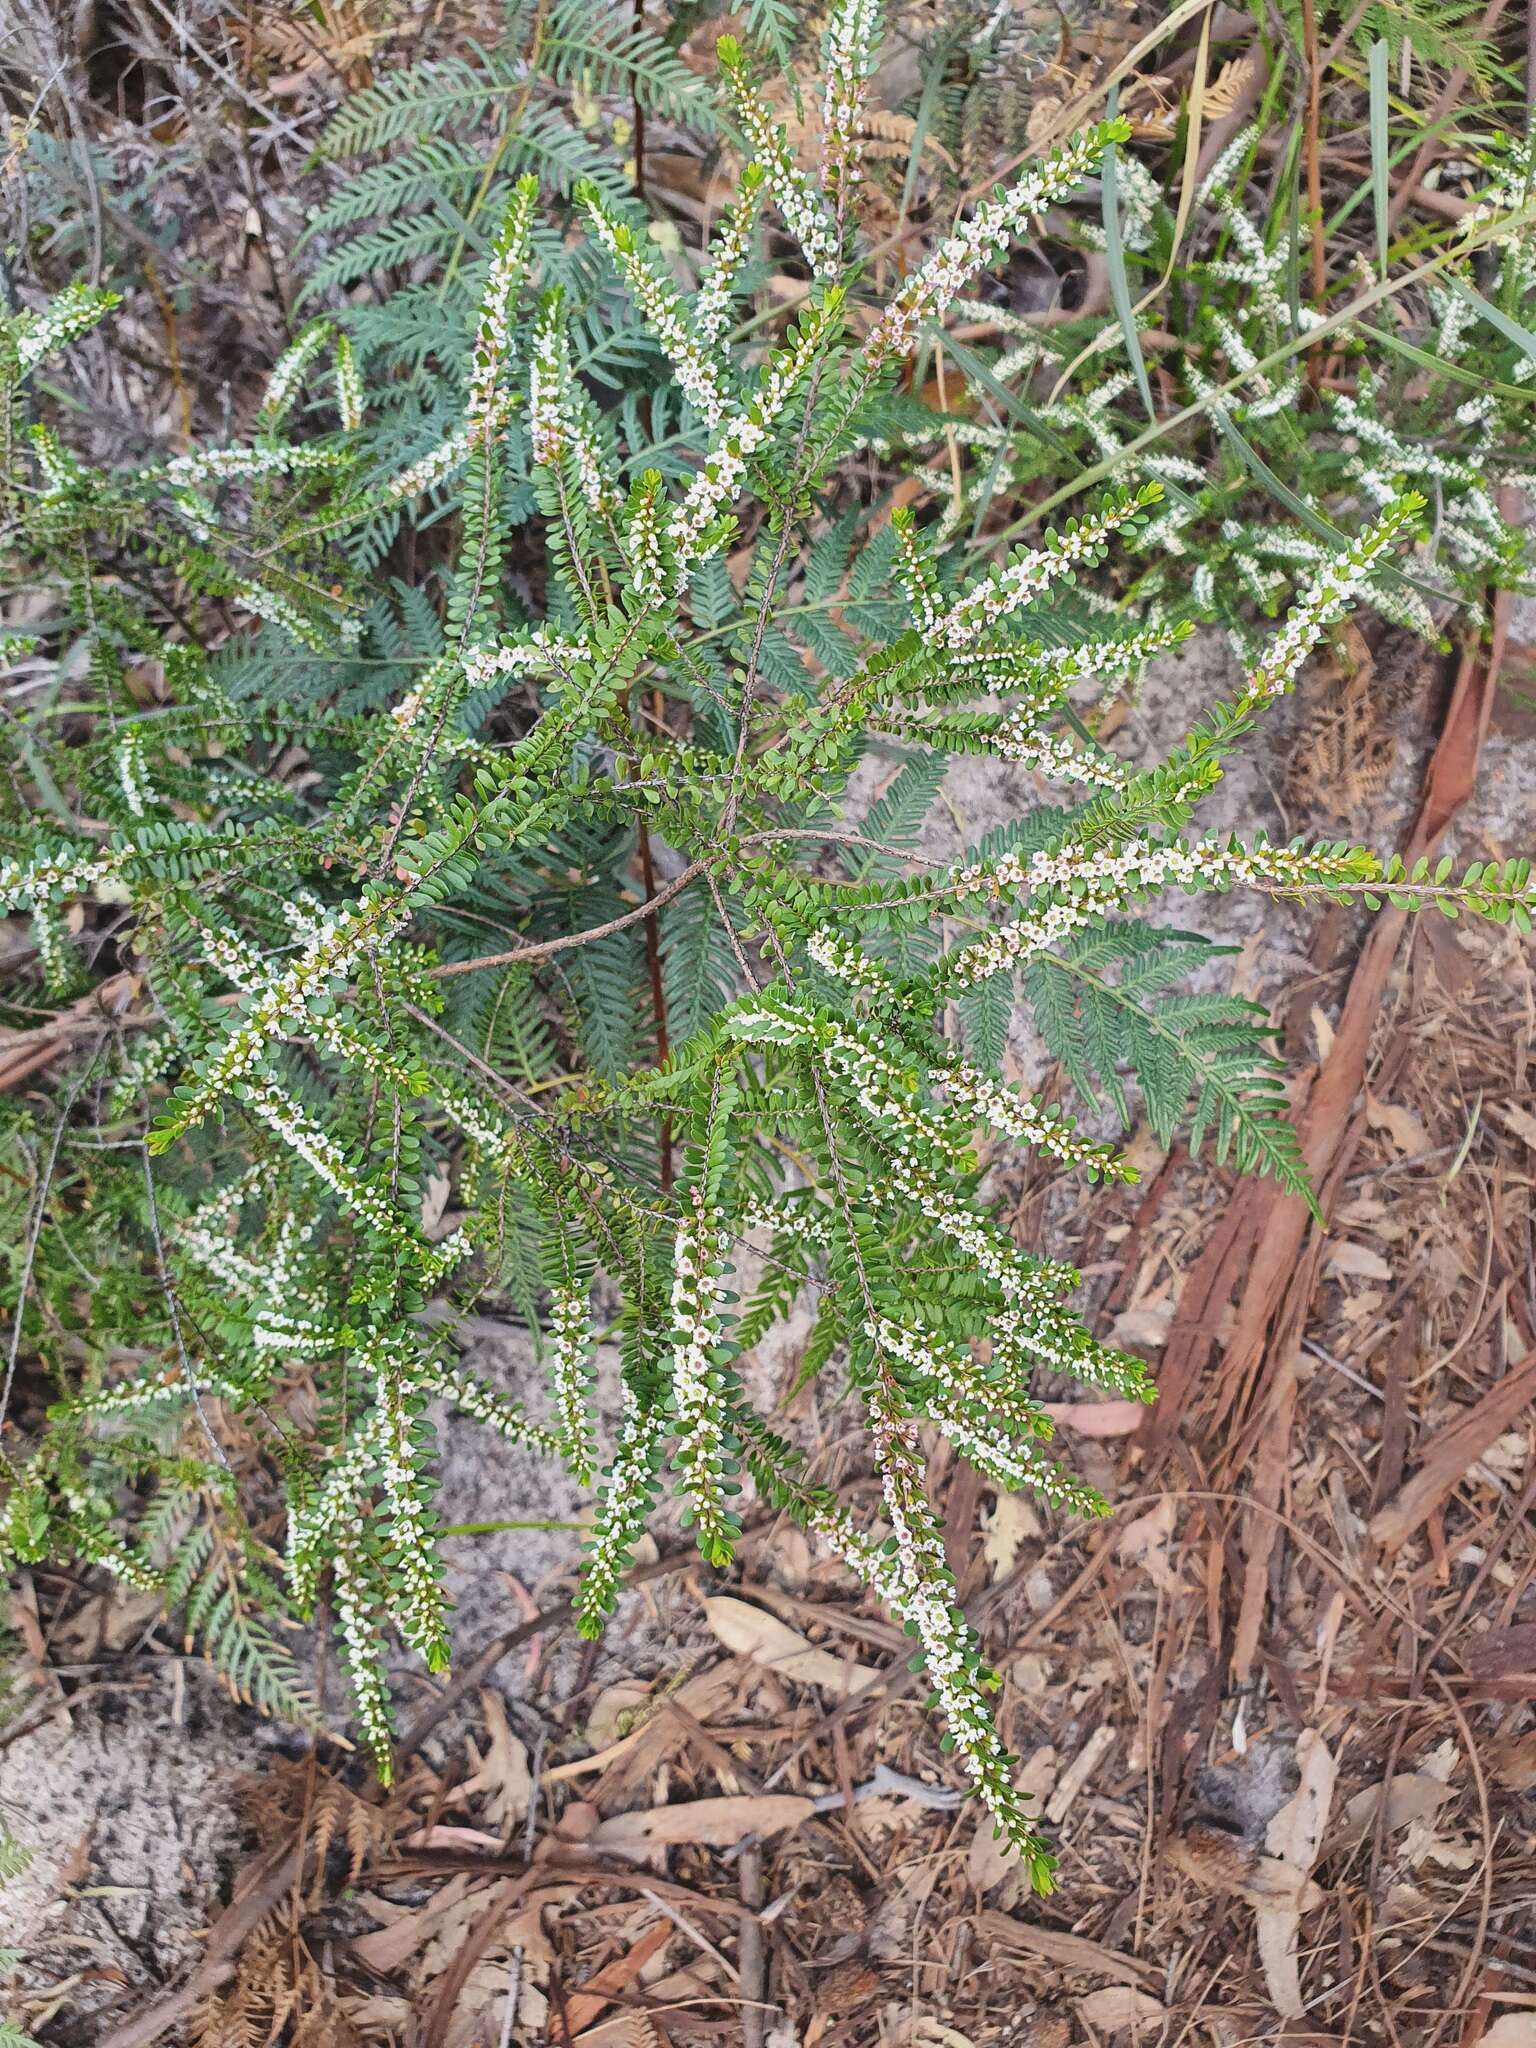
[1236,494,1423,711]
[191,911,430,1110]
[107,1027,178,1121]
[566,394,613,515]
[1328,382,1505,575]
[890,508,940,627]
[248,1212,334,1358]
[861,1383,1045,1858]
[232,577,325,649]
[547,1279,598,1485]
[1083,147,1160,254]
[165,443,336,491]
[334,333,364,432]
[739,1190,836,1248]
[329,1521,393,1763]
[863,122,1121,362]
[368,1343,450,1669]
[804,924,892,995]
[11,283,118,376]
[28,425,88,501]
[867,1318,1102,1513]
[460,630,588,691]
[942,1062,1129,1180]
[259,320,330,426]
[467,177,537,427]
[804,928,1127,1179]
[667,1194,739,1566]
[528,294,570,470]
[1202,175,1324,336]
[64,1361,252,1419]
[289,1417,379,1616]
[821,0,883,206]
[718,38,840,280]
[385,652,452,732]
[180,1179,274,1302]
[245,1077,467,1284]
[28,904,71,993]
[0,843,115,914]
[421,1358,563,1456]
[1205,313,1301,423]
[575,1376,665,1636]
[385,421,482,502]
[948,832,1369,988]
[666,292,845,569]
[875,1137,1149,1398]
[175,895,407,1129]
[993,715,1128,790]
[584,195,728,427]
[947,615,1190,694]
[74,1524,164,1594]
[116,727,153,817]
[245,1077,413,1247]
[931,489,1148,650]
[695,164,766,348]
[623,471,668,601]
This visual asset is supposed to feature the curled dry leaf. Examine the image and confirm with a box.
[467,1687,532,1834]
[1165,1822,1325,1913]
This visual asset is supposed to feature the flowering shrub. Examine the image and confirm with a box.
[2,2,1532,1891]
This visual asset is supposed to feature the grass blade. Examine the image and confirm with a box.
[1368,38,1391,278]
[1206,392,1450,605]
[1448,275,1536,375]
[1102,87,1156,422]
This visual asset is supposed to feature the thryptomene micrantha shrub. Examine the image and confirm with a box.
[2,3,1533,1892]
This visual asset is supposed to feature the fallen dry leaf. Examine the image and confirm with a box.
[978,1911,1157,1988]
[1109,1301,1174,1350]
[1473,2018,1536,2048]
[1340,1773,1454,1842]
[1076,1987,1168,2032]
[1256,1729,1335,2018]
[1047,1725,1115,1823]
[1371,1350,1536,1549]
[1117,1495,1178,1591]
[1366,1091,1432,1156]
[981,1492,1041,1580]
[1326,1240,1394,1282]
[1490,1100,1536,1153]
[1490,1730,1536,1791]
[1039,1399,1146,1437]
[589,1793,815,1857]
[350,1875,484,1974]
[703,1595,877,1692]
